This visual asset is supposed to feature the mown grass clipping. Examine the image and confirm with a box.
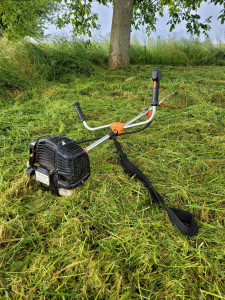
[0,39,225,299]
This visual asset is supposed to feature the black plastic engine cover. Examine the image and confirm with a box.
[26,135,90,190]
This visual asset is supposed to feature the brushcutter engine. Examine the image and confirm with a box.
[25,69,199,236]
[26,135,90,196]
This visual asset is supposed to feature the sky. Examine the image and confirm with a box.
[45,2,225,43]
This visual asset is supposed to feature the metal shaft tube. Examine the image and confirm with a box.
[86,134,111,152]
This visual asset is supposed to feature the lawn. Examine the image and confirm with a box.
[0,63,225,299]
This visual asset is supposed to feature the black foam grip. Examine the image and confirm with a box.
[151,81,160,106]
[151,69,162,106]
[74,102,86,122]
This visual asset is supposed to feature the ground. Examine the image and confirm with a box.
[0,64,224,299]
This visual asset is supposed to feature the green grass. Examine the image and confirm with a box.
[130,37,225,66]
[0,39,225,298]
[0,39,108,93]
[0,38,224,95]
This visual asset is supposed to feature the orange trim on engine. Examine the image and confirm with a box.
[110,122,125,134]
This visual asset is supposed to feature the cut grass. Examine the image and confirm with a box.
[0,64,225,299]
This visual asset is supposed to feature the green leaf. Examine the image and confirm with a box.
[196,221,216,229]
[96,164,114,171]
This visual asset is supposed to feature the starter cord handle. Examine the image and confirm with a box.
[74,102,86,122]
[112,137,199,237]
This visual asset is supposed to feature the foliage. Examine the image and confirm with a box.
[133,0,225,36]
[1,0,224,47]
[0,61,224,298]
[56,0,113,37]
[0,0,58,38]
[58,0,225,38]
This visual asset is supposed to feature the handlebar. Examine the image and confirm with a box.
[74,102,86,122]
[74,69,161,132]
[151,69,162,106]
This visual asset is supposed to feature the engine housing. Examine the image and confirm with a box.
[26,135,90,194]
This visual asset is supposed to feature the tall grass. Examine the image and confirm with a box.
[130,37,225,66]
[0,39,109,92]
[0,37,224,95]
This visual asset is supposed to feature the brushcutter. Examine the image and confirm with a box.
[26,69,198,236]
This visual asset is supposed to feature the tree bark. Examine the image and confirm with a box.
[108,0,134,68]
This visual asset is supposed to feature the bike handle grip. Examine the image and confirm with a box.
[151,69,162,106]
[74,102,86,122]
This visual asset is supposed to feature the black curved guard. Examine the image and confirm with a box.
[112,136,198,237]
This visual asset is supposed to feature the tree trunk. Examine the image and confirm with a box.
[108,0,134,68]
